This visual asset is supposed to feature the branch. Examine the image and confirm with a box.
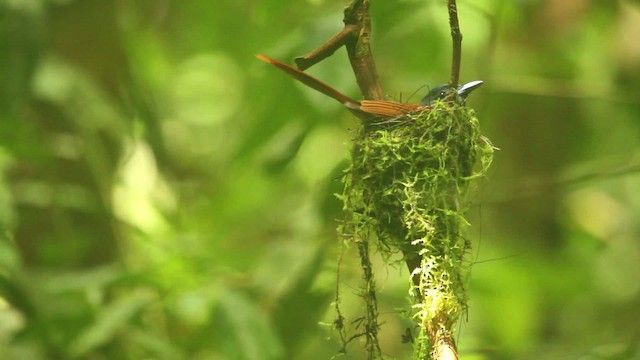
[295,25,358,70]
[293,0,383,102]
[448,0,462,88]
[342,0,384,100]
[427,319,458,360]
[428,316,459,360]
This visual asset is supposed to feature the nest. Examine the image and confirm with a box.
[338,100,494,354]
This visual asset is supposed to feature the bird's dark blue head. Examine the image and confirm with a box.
[420,80,484,105]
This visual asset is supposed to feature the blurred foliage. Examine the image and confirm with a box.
[0,0,639,359]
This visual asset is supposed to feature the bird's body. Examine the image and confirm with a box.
[256,54,483,119]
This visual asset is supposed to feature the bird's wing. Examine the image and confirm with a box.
[359,101,426,118]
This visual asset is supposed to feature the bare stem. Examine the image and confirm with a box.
[448,0,462,88]
[295,25,358,70]
[357,238,382,358]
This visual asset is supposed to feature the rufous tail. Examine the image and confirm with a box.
[256,54,361,109]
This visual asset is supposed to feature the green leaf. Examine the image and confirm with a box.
[68,290,155,358]
[217,290,284,360]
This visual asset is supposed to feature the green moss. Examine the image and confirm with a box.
[337,100,493,357]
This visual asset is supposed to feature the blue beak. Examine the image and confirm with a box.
[457,80,483,102]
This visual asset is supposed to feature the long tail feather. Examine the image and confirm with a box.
[256,54,361,109]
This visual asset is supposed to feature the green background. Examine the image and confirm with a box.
[1,0,640,359]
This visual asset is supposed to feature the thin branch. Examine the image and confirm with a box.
[356,239,383,358]
[295,25,358,70]
[342,0,384,101]
[448,0,462,88]
[478,159,640,206]
[290,0,383,107]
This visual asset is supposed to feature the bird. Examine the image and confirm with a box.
[256,54,483,119]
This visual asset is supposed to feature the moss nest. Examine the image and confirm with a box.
[338,100,493,354]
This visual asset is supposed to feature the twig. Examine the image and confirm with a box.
[295,25,358,70]
[478,159,640,206]
[293,0,383,102]
[356,239,383,358]
[448,0,462,88]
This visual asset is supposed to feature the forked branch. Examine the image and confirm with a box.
[293,0,384,101]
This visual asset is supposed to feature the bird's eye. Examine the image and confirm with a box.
[440,91,446,96]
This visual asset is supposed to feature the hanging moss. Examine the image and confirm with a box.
[337,100,493,358]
